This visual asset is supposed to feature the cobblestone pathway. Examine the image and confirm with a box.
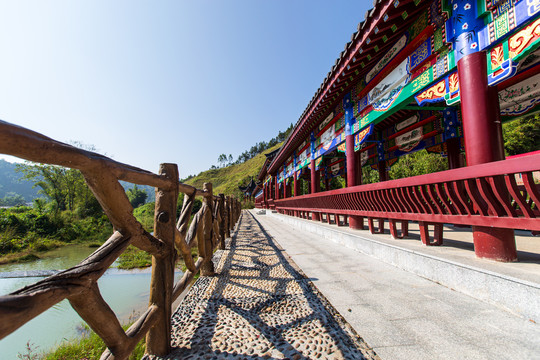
[157,211,379,360]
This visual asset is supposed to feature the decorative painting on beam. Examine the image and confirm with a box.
[365,34,409,84]
[478,0,540,51]
[353,124,374,152]
[499,72,540,116]
[484,16,540,84]
[385,117,443,153]
[295,147,310,171]
[386,133,446,161]
[369,58,412,111]
[414,71,460,105]
[315,157,323,171]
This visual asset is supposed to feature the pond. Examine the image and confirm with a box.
[0,244,182,359]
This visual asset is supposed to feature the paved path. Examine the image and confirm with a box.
[252,210,540,360]
[160,211,379,359]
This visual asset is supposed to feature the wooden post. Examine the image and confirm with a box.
[219,194,226,250]
[224,196,230,239]
[201,183,215,276]
[146,163,178,356]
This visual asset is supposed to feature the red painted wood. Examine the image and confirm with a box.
[476,177,505,217]
[523,172,540,215]
[436,183,457,215]
[273,155,540,232]
[445,182,465,215]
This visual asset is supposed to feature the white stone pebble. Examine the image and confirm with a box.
[143,213,378,360]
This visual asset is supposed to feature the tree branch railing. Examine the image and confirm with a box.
[0,120,241,359]
[272,153,540,244]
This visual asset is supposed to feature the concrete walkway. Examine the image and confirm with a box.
[252,210,540,360]
[158,211,378,359]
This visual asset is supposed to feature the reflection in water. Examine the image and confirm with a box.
[0,244,182,359]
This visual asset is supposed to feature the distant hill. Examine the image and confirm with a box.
[183,143,282,197]
[0,160,41,201]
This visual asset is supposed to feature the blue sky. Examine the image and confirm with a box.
[0,0,370,179]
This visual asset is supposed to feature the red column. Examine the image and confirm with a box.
[378,160,387,181]
[447,138,461,169]
[274,177,279,200]
[457,51,516,262]
[310,159,320,221]
[294,171,299,197]
[346,134,363,229]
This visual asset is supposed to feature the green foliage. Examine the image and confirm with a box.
[329,176,345,190]
[0,207,111,263]
[116,245,152,269]
[185,143,283,200]
[361,166,379,184]
[41,324,145,360]
[503,114,540,156]
[389,150,448,179]
[0,192,26,206]
[126,184,148,208]
[16,163,102,216]
[0,159,40,201]
[133,202,155,232]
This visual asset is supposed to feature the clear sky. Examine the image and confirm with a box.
[0,0,371,179]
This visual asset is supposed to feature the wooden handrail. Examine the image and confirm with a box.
[0,120,242,359]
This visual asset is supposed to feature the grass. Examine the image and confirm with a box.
[184,142,282,197]
[0,235,63,265]
[40,324,145,360]
[116,245,153,269]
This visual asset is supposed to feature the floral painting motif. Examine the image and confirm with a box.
[491,44,505,69]
[499,73,540,115]
[448,73,459,94]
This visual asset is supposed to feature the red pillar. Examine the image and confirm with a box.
[274,177,279,200]
[457,51,516,262]
[294,171,299,197]
[447,138,461,169]
[378,160,387,181]
[346,134,363,229]
[310,159,320,221]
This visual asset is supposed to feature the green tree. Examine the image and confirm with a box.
[389,150,448,180]
[503,114,540,156]
[16,163,101,217]
[217,154,227,168]
[0,192,26,206]
[126,185,148,208]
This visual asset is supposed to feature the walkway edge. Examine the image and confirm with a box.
[265,211,540,323]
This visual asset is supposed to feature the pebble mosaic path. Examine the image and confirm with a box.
[149,211,379,360]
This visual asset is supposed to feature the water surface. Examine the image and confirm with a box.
[0,244,181,359]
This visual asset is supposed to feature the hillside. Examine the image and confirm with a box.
[184,143,282,197]
[0,160,40,201]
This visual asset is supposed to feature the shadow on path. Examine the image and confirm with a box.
[158,211,379,360]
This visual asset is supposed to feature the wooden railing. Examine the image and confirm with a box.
[0,120,241,359]
[273,153,540,243]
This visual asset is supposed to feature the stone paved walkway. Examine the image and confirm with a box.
[158,211,379,360]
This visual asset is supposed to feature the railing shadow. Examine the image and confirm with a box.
[164,211,376,359]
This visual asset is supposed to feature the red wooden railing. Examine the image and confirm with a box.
[272,154,540,237]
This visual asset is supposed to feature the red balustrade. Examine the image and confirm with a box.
[274,153,540,232]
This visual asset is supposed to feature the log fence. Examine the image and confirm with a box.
[0,120,241,359]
